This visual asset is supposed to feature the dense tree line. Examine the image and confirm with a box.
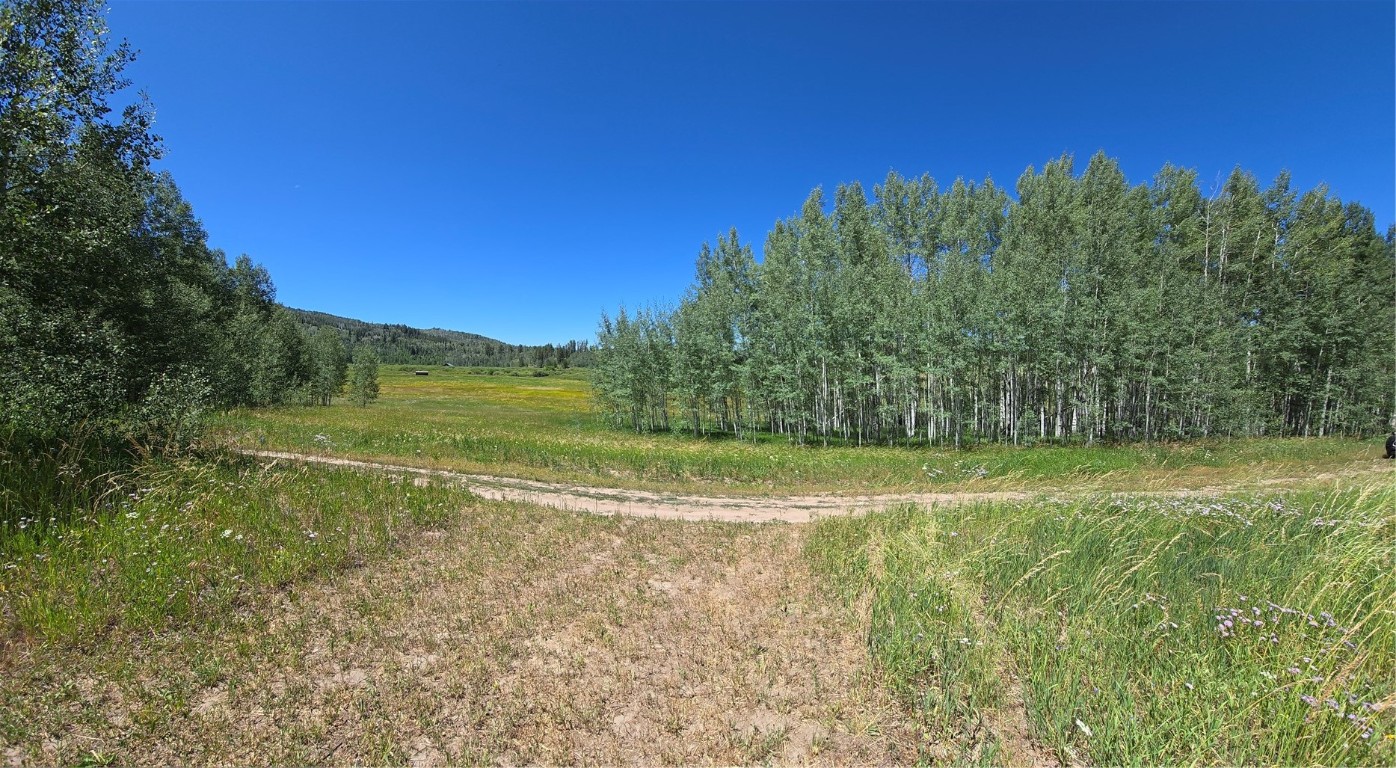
[291,308,594,369]
[595,154,1394,445]
[0,0,357,453]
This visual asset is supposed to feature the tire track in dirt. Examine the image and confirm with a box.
[965,596,1064,768]
[242,449,1376,524]
[242,450,1032,523]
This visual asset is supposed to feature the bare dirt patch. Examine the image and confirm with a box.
[3,500,919,765]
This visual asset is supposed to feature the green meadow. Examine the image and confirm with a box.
[213,365,1385,496]
[1,453,468,645]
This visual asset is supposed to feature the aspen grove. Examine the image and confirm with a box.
[594,153,1394,445]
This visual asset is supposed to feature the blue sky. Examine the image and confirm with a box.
[108,1,1395,346]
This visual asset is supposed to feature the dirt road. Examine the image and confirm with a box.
[246,450,1032,523]
[246,449,1378,524]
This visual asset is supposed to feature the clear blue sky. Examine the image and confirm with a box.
[108,1,1395,346]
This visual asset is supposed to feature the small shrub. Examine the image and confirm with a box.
[126,369,212,457]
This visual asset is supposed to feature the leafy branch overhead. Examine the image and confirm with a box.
[2,0,359,446]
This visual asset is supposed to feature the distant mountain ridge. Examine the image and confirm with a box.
[288,307,592,368]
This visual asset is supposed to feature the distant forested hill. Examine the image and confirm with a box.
[289,308,593,368]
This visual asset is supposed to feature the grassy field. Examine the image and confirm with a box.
[806,487,1396,765]
[4,367,1393,765]
[0,453,467,646]
[213,366,1388,496]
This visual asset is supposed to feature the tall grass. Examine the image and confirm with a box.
[1,452,469,646]
[0,426,132,531]
[807,485,1396,765]
[809,504,1009,762]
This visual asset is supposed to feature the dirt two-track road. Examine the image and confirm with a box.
[246,448,1378,523]
[246,450,1033,523]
